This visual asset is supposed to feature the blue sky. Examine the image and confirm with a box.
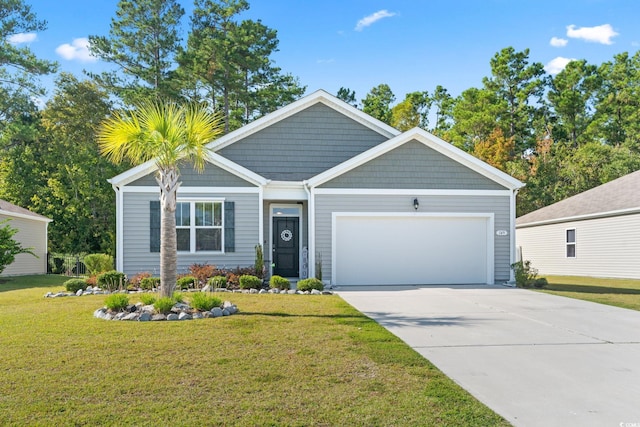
[16,0,640,104]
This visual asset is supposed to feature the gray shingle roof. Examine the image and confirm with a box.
[516,169,640,227]
[0,199,51,222]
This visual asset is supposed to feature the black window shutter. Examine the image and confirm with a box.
[150,201,160,253]
[224,201,235,252]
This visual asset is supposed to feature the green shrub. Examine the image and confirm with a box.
[208,275,227,289]
[154,297,175,314]
[177,275,196,289]
[97,270,127,291]
[139,277,160,291]
[191,292,222,311]
[64,278,87,293]
[533,277,548,288]
[105,294,129,312]
[511,260,539,288]
[140,294,156,305]
[269,275,290,290]
[239,274,262,289]
[83,253,114,276]
[172,292,184,303]
[255,244,264,278]
[297,278,324,292]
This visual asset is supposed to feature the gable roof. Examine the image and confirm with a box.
[516,169,640,227]
[207,89,400,152]
[0,199,52,223]
[305,127,524,190]
[110,90,399,186]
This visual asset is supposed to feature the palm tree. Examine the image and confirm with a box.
[97,101,223,297]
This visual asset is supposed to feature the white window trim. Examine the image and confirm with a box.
[176,198,226,254]
[565,228,576,258]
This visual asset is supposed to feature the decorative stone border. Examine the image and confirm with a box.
[93,300,239,321]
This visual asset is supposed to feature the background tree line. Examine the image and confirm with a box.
[1,0,639,256]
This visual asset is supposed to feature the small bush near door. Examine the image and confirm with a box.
[511,260,547,288]
[297,278,324,292]
[269,275,290,290]
[239,274,262,289]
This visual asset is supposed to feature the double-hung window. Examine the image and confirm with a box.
[566,228,576,258]
[176,200,223,252]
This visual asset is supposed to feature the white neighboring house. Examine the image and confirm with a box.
[516,170,640,279]
[0,199,52,276]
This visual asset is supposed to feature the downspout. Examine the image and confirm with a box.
[303,181,314,280]
[508,187,520,284]
[111,182,123,272]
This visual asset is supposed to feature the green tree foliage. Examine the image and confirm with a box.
[89,0,185,104]
[0,219,35,274]
[547,59,601,148]
[97,101,224,297]
[482,47,546,154]
[390,91,430,131]
[0,0,57,142]
[179,0,304,132]
[362,83,395,124]
[336,87,358,107]
[430,85,454,137]
[0,74,126,254]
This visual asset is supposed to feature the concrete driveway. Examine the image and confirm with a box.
[336,285,640,427]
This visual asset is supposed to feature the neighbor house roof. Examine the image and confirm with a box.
[0,199,52,223]
[516,169,640,227]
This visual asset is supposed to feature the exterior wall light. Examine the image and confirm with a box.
[413,198,419,210]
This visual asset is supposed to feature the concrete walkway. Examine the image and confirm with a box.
[336,285,640,427]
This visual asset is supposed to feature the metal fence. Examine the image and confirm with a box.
[47,254,87,277]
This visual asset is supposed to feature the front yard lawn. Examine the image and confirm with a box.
[0,275,508,426]
[539,275,640,311]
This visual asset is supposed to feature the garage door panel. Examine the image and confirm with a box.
[334,215,489,286]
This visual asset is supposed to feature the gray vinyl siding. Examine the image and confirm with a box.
[320,140,505,190]
[0,214,48,275]
[121,190,259,276]
[218,103,389,181]
[516,213,640,279]
[128,162,256,187]
[314,194,511,284]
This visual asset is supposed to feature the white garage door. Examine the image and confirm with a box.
[334,214,492,286]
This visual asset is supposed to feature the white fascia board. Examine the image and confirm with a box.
[306,127,524,190]
[312,188,511,197]
[516,207,640,228]
[108,160,157,187]
[0,210,52,223]
[121,186,259,194]
[208,90,400,152]
[110,152,268,189]
[205,152,269,186]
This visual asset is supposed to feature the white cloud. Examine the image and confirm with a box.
[355,10,396,31]
[8,33,37,44]
[545,57,575,75]
[550,37,568,47]
[55,38,97,62]
[566,24,619,45]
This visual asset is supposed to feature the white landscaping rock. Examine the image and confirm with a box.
[166,313,179,321]
[178,312,192,320]
[211,307,223,317]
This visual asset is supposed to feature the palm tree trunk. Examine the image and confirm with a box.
[157,168,181,298]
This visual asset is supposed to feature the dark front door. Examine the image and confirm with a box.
[273,217,299,277]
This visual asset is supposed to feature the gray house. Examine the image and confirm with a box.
[109,90,523,286]
[0,199,51,276]
[516,169,640,279]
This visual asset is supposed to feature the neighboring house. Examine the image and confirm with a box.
[516,169,640,279]
[109,90,524,286]
[0,199,52,276]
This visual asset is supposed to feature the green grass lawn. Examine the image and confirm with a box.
[0,275,508,426]
[539,275,640,311]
